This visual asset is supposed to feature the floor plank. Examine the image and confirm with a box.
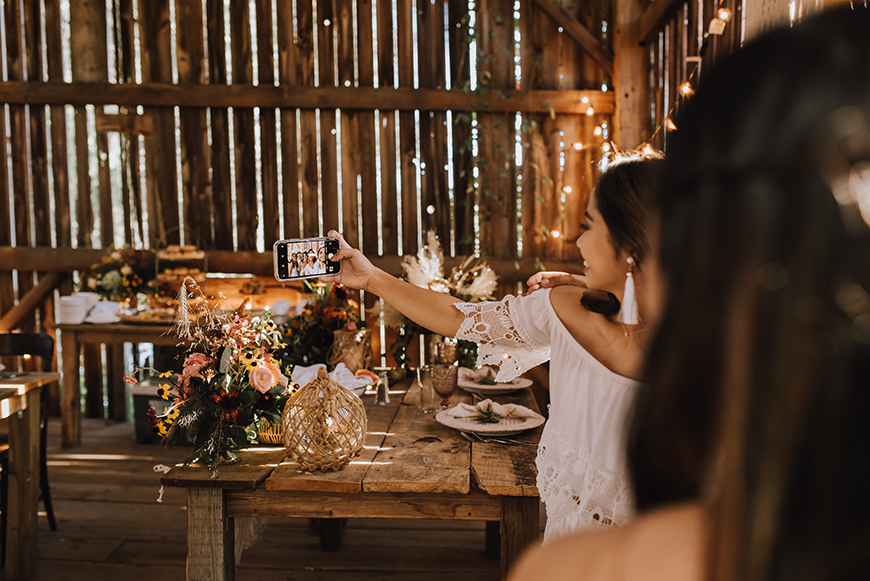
[3,418,548,580]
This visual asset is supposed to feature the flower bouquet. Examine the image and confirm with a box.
[86,245,157,302]
[275,280,364,369]
[372,231,498,374]
[129,279,295,471]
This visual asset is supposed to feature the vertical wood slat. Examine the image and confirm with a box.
[207,0,234,250]
[177,0,214,249]
[376,1,398,256]
[256,0,280,245]
[297,3,319,238]
[357,0,379,257]
[140,0,180,248]
[396,0,417,255]
[477,0,517,261]
[317,0,339,237]
[337,0,360,249]
[118,0,145,247]
[275,0,301,240]
[45,0,71,249]
[6,0,36,335]
[449,0,473,257]
[417,1,450,244]
[231,0,258,251]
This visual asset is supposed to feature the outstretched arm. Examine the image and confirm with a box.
[319,230,466,338]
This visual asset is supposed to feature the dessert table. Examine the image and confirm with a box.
[161,379,542,580]
[0,371,61,580]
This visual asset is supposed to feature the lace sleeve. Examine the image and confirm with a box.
[454,292,552,382]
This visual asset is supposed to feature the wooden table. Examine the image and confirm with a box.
[162,380,542,580]
[0,371,61,580]
[58,322,181,448]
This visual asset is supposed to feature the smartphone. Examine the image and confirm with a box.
[273,237,341,281]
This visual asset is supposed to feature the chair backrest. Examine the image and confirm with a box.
[0,333,55,372]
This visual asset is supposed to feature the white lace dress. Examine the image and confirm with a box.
[455,289,638,542]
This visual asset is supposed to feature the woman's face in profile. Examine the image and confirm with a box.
[576,191,632,296]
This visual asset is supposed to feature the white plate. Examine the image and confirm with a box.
[434,409,545,436]
[457,368,532,395]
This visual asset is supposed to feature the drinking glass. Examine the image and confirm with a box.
[430,363,458,410]
[417,366,440,413]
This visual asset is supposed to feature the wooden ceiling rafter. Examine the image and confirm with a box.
[532,0,614,75]
[639,0,686,42]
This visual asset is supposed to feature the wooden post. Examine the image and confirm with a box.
[61,329,81,447]
[5,388,41,579]
[187,488,235,581]
[613,0,649,148]
[500,496,540,579]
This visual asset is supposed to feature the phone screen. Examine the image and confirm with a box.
[273,237,341,281]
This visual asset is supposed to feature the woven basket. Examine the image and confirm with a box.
[282,368,367,472]
[326,328,373,374]
[256,418,284,445]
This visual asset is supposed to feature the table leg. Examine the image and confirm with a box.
[500,497,540,579]
[188,489,235,581]
[5,389,41,580]
[60,330,81,448]
[106,344,127,421]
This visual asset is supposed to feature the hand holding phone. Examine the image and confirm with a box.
[273,237,342,281]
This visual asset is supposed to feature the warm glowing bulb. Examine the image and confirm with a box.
[23,354,31,360]
[679,82,694,96]
[264,305,271,311]
[573,142,583,150]
[666,118,678,131]
[581,97,589,104]
[717,7,732,22]
[563,186,573,194]
[586,107,595,116]
[602,143,612,152]
[552,230,561,238]
[593,126,602,136]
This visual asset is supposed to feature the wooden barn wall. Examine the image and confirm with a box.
[0,0,615,385]
[641,0,743,148]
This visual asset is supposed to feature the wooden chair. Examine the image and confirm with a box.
[0,332,57,568]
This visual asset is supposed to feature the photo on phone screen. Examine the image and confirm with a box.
[273,237,341,281]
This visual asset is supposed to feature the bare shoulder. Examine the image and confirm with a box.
[547,286,601,324]
[508,503,708,581]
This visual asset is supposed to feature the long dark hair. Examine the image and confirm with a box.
[580,153,664,316]
[628,7,870,581]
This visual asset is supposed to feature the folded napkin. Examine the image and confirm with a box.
[459,367,497,382]
[446,398,536,420]
[291,362,376,394]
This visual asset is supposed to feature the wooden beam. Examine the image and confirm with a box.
[0,246,583,282]
[0,80,615,115]
[639,0,685,43]
[94,111,154,134]
[0,271,66,332]
[532,0,614,74]
[613,0,650,147]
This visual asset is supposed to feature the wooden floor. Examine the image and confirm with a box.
[11,418,545,580]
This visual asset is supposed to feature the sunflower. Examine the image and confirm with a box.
[157,384,172,400]
[211,390,243,423]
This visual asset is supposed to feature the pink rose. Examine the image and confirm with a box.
[262,354,289,387]
[250,362,278,394]
[183,352,210,379]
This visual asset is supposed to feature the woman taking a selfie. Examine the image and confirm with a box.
[323,150,664,541]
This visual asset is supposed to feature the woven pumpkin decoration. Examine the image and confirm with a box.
[326,328,374,374]
[282,367,367,472]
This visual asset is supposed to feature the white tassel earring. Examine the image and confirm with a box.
[617,257,639,325]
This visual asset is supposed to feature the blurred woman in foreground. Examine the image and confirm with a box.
[510,6,870,580]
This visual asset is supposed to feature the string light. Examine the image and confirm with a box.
[593,126,603,136]
[551,230,561,238]
[563,186,573,194]
[586,107,595,116]
[644,2,734,144]
[573,142,583,150]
